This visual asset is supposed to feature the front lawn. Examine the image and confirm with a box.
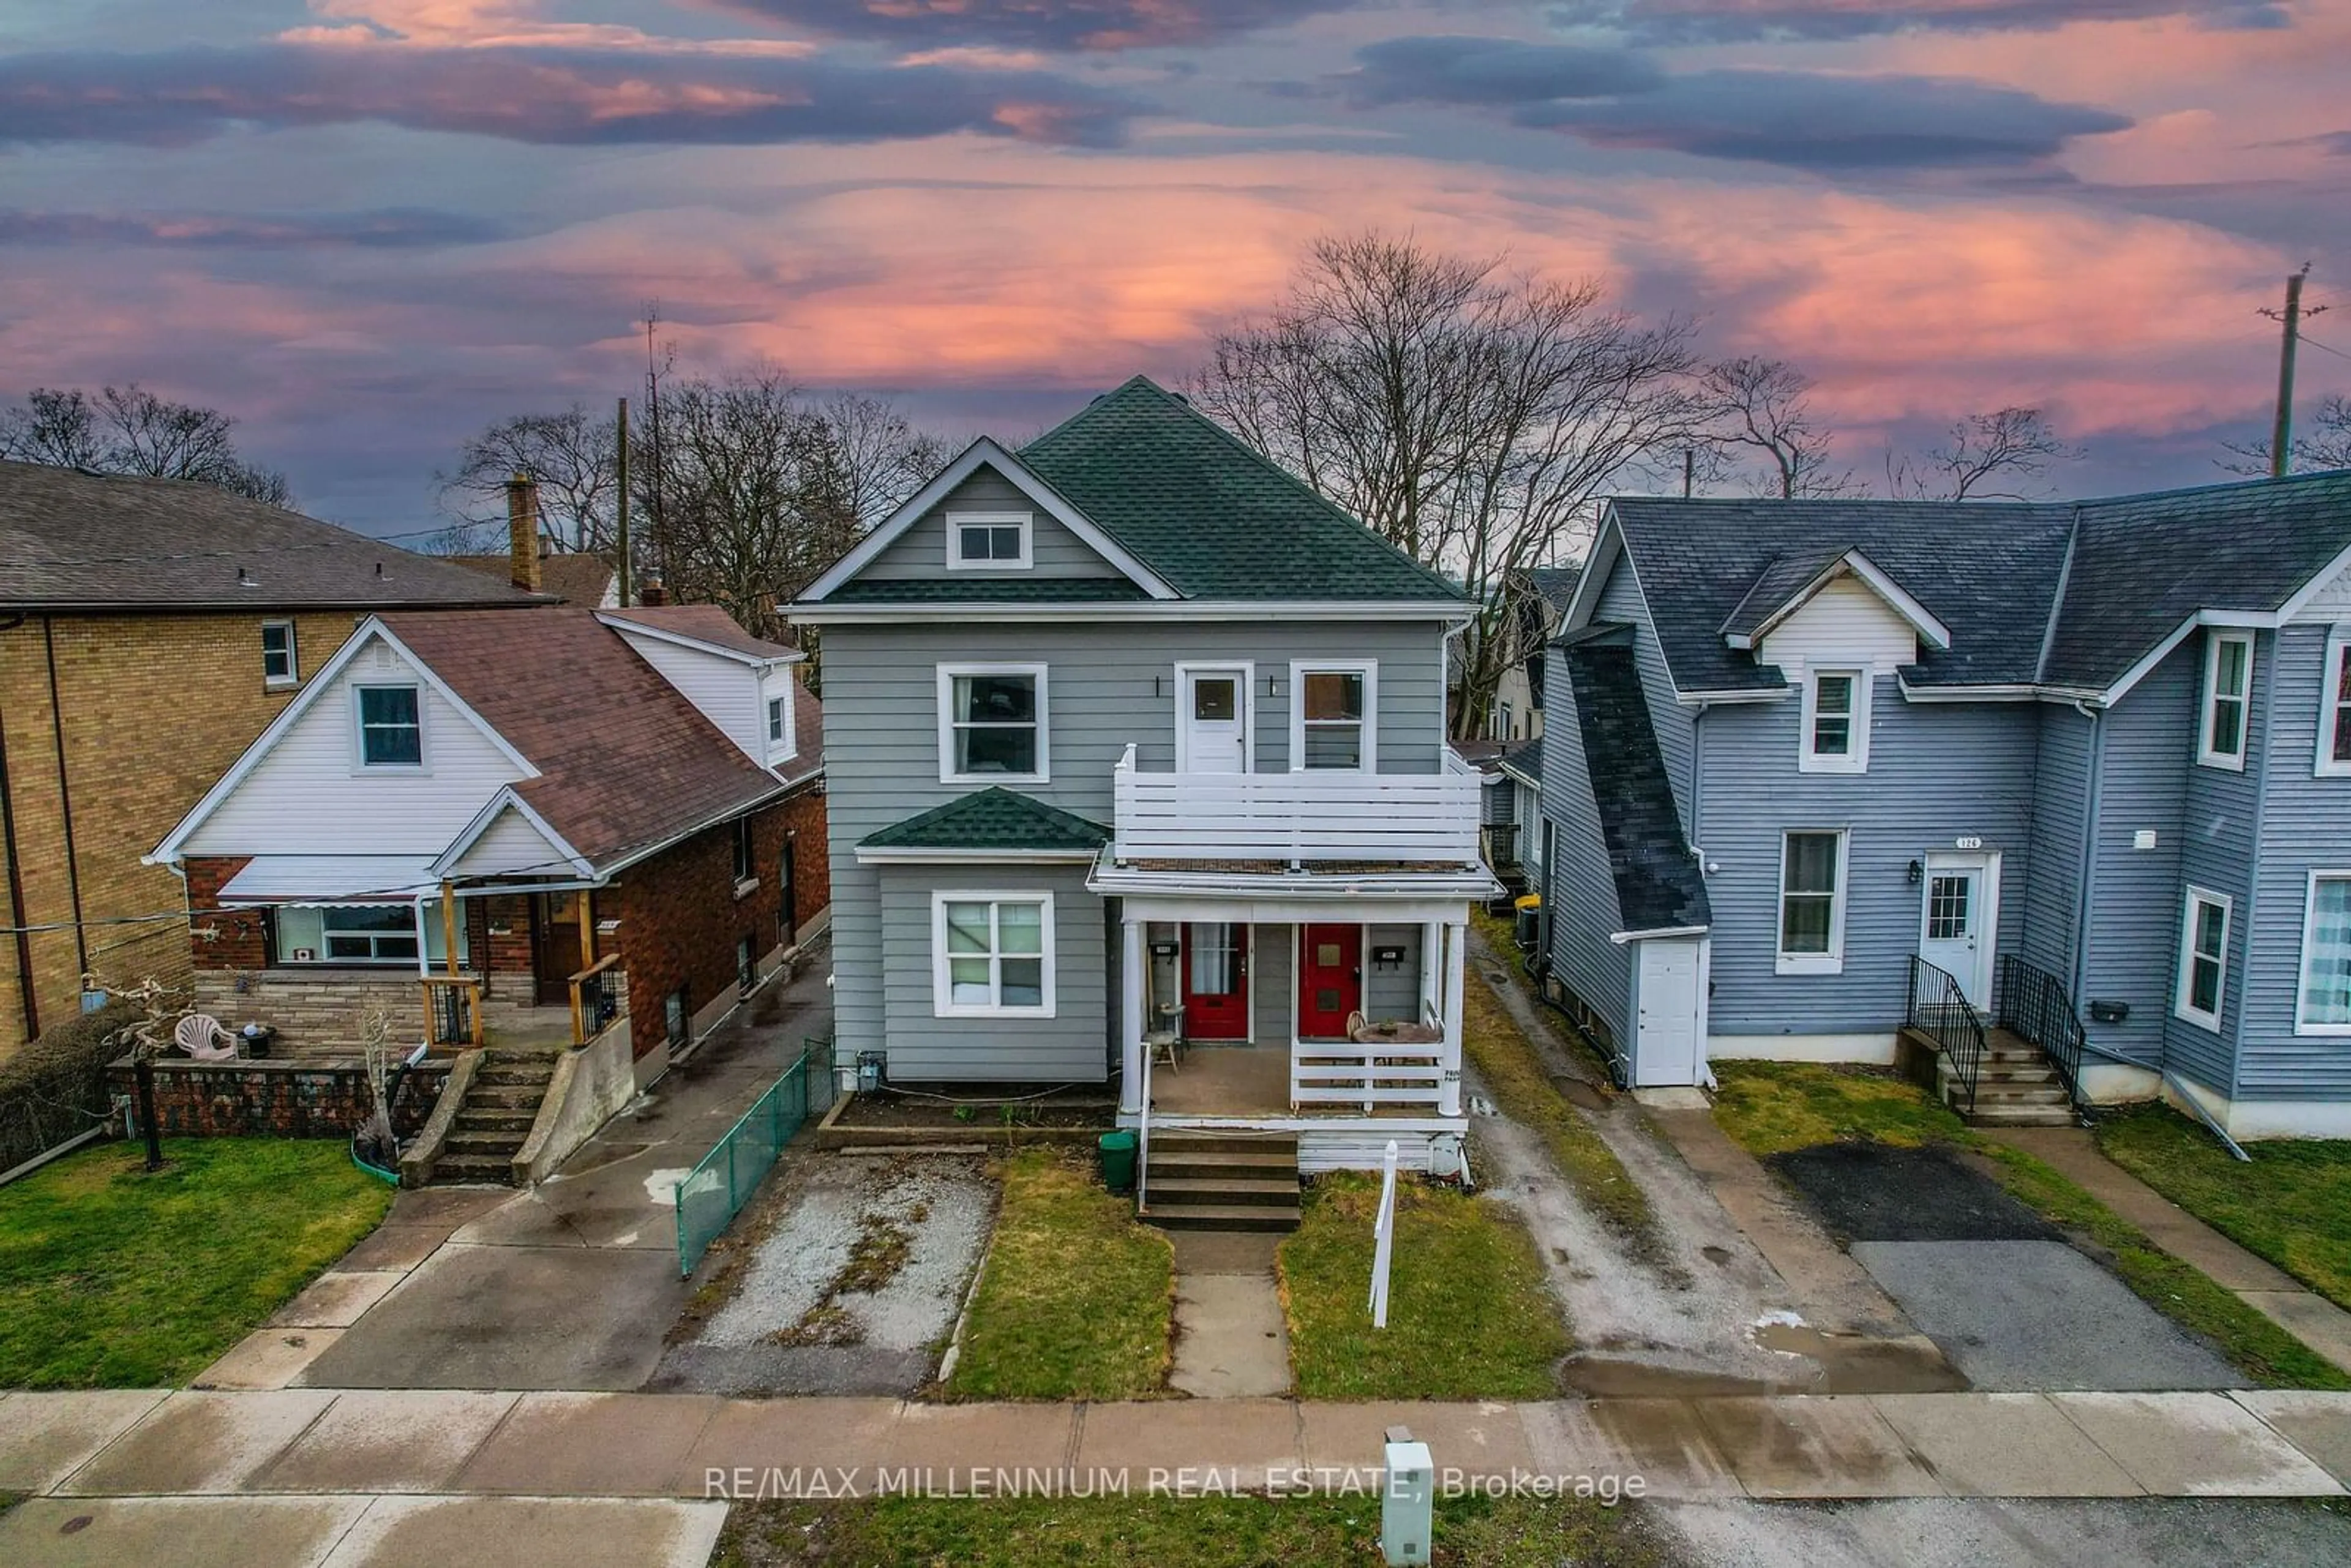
[716,1491,1657,1568]
[1709,1062,2351,1391]
[941,1147,1174,1401]
[2098,1103,2351,1312]
[0,1137,392,1388]
[1280,1174,1570,1400]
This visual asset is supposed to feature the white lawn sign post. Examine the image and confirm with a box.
[1369,1138,1400,1329]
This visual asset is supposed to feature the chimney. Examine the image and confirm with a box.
[504,474,542,593]
[636,571,667,608]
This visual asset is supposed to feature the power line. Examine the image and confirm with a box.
[0,857,599,937]
[2298,331,2351,364]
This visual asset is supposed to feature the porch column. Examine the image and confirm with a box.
[1119,913,1146,1117]
[1439,913,1467,1117]
[1419,921,1444,1026]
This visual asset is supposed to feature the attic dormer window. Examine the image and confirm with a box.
[947,511,1032,571]
[1799,669,1869,774]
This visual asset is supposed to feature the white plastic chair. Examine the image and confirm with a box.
[173,1013,239,1062]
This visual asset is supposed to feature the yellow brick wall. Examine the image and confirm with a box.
[0,610,363,1056]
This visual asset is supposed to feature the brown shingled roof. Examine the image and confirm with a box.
[451,552,616,607]
[378,608,819,869]
[0,460,551,612]
[599,604,799,661]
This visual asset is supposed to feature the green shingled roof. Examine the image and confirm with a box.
[860,787,1111,853]
[824,576,1150,604]
[1018,377,1466,603]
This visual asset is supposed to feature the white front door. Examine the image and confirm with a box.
[1919,852,1999,1007]
[1179,667,1247,773]
[1635,939,1704,1087]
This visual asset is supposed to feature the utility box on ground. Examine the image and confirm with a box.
[1381,1425,1433,1567]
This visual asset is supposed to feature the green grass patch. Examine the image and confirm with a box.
[942,1148,1174,1401]
[1280,1174,1569,1400]
[1459,967,1660,1256]
[1706,1062,2351,1390]
[0,1137,392,1389]
[2098,1103,2351,1313]
[715,1490,1659,1568]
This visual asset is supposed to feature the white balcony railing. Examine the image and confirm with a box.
[1111,744,1482,865]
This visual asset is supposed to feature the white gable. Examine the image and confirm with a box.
[180,632,527,857]
[609,626,766,765]
[444,801,570,879]
[1758,576,1919,680]
[2292,556,2351,623]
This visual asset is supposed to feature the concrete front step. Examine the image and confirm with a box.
[444,1131,526,1158]
[1966,1103,2079,1127]
[453,1111,536,1135]
[1141,1202,1301,1232]
[1144,1176,1300,1207]
[1148,1132,1299,1155]
[432,1153,516,1184]
[1146,1150,1301,1182]
[475,1068,555,1089]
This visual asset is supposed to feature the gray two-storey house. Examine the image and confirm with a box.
[1536,471,2351,1139]
[794,378,1493,1176]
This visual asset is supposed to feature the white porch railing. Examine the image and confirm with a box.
[1290,1038,1448,1114]
[1111,745,1481,865]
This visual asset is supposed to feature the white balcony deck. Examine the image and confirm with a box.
[1109,745,1482,867]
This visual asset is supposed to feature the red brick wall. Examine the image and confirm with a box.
[109,1057,449,1138]
[477,893,536,996]
[608,782,829,1060]
[184,855,268,971]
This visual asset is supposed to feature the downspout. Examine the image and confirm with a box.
[2067,699,2101,1008]
[0,672,39,1040]
[42,618,89,982]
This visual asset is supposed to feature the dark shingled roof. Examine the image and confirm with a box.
[379,609,819,869]
[1521,565,1583,613]
[1561,630,1711,934]
[823,576,1150,604]
[600,604,798,661]
[1599,471,2351,698]
[1017,377,1465,603]
[0,460,550,612]
[861,787,1110,853]
[452,552,615,607]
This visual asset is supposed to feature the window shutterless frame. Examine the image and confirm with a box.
[944,511,1033,571]
[1288,658,1376,773]
[1799,669,1868,773]
[931,891,1056,1019]
[936,663,1048,784]
[261,620,298,688]
[351,683,425,770]
[1775,828,1849,975]
[2175,885,2232,1032]
[2295,871,2351,1037]
[2317,635,2351,779]
[2197,631,2254,771]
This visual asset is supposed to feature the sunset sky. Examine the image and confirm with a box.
[3,0,2348,531]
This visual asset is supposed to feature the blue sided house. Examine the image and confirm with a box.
[1534,471,2351,1138]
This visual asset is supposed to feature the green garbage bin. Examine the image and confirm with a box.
[1098,1130,1138,1195]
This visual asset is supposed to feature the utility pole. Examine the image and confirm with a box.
[2263,264,2328,479]
[615,396,632,609]
[1682,448,1695,499]
[643,307,668,591]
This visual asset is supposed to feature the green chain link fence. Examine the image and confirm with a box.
[675,1034,834,1277]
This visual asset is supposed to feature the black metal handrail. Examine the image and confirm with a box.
[1907,955,1985,1115]
[1993,954,2087,1109]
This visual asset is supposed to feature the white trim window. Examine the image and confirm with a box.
[272,904,457,967]
[1800,669,1869,773]
[1290,660,1376,772]
[937,664,1048,783]
[945,511,1033,571]
[354,684,424,769]
[932,892,1054,1018]
[261,620,298,689]
[1776,829,1848,975]
[2176,885,2232,1032]
[2297,872,2351,1035]
[2319,636,2351,778]
[766,694,792,753]
[2197,631,2254,771]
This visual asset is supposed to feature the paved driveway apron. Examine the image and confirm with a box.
[1767,1144,2243,1393]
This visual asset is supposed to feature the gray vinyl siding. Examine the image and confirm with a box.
[822,617,1450,1071]
[1365,925,1425,1024]
[1699,680,2036,1038]
[1482,779,1512,825]
[2076,645,2193,1072]
[876,861,1107,1081]
[2165,629,2269,1094]
[1595,558,1697,837]
[2021,702,2092,985]
[860,468,1125,580]
[1539,644,1633,1046]
[1254,923,1294,1043]
[2238,623,2351,1099]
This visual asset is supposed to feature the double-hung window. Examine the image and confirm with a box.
[1291,661,1375,771]
[938,664,1047,782]
[946,512,1032,571]
[355,685,423,768]
[2176,886,2232,1032]
[261,621,298,688]
[1801,669,1867,773]
[933,893,1054,1018]
[766,695,790,751]
[732,817,754,883]
[2319,637,2351,778]
[2197,631,2253,770]
[1777,830,1847,974]
[2297,874,2351,1035]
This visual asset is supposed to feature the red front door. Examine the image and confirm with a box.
[1181,923,1249,1040]
[1298,924,1361,1040]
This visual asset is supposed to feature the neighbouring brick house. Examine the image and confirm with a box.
[0,460,553,1059]
[150,603,828,1079]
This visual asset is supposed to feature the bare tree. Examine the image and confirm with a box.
[1888,405,2079,500]
[1192,231,1704,741]
[2222,392,2351,476]
[435,403,621,554]
[811,391,951,529]
[0,383,293,504]
[1698,356,1857,501]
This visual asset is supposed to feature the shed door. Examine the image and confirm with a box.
[1634,940,1703,1087]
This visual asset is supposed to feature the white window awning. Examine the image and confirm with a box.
[215,856,444,907]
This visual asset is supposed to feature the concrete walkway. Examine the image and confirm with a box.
[1981,1127,2351,1377]
[1167,1232,1290,1398]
